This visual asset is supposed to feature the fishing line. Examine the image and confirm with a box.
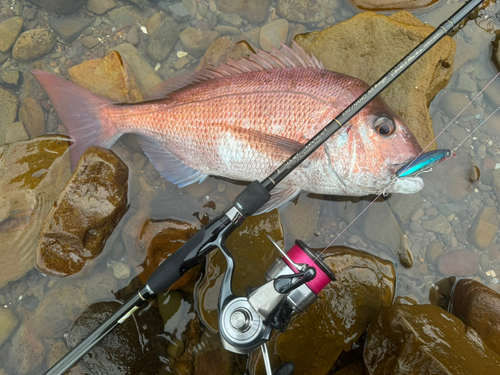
[314,72,500,260]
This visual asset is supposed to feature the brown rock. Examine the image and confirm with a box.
[276,0,340,23]
[87,0,116,15]
[271,247,395,375]
[197,37,253,71]
[12,29,56,61]
[364,304,500,374]
[217,0,272,24]
[0,17,23,52]
[0,136,70,288]
[28,0,86,15]
[295,11,456,150]
[450,279,500,356]
[260,18,288,52]
[196,209,283,331]
[468,206,500,250]
[179,27,220,58]
[68,51,145,103]
[137,219,201,290]
[80,36,100,49]
[0,84,18,127]
[194,330,240,375]
[349,0,436,11]
[18,97,45,137]
[437,250,479,277]
[36,146,128,276]
[8,323,45,375]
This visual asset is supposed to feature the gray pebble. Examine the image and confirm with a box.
[480,253,490,268]
[410,221,423,234]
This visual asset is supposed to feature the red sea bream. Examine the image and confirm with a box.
[33,43,424,213]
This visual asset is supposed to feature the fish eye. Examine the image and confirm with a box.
[373,116,396,136]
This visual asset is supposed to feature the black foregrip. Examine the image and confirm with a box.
[146,227,206,294]
[234,181,271,216]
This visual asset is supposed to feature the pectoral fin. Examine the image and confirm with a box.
[255,187,301,214]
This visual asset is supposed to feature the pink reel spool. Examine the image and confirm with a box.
[283,240,335,294]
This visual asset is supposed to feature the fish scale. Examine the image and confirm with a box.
[33,43,423,213]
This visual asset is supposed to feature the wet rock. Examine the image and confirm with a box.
[295,11,455,150]
[364,304,500,374]
[0,17,23,53]
[12,29,56,61]
[110,43,162,93]
[422,154,474,202]
[0,308,18,346]
[217,12,243,27]
[146,13,161,35]
[147,17,180,62]
[180,27,220,58]
[217,0,272,24]
[67,301,163,375]
[137,219,201,290]
[214,25,241,36]
[387,192,421,225]
[47,340,69,368]
[81,35,100,49]
[28,0,86,15]
[440,91,481,118]
[280,193,321,245]
[168,2,191,22]
[0,136,70,288]
[196,210,283,331]
[194,330,240,375]
[49,16,95,44]
[126,25,139,45]
[269,247,395,375]
[157,290,183,327]
[450,279,500,356]
[0,85,18,127]
[31,279,89,338]
[468,206,499,250]
[421,214,452,235]
[68,51,145,103]
[8,323,44,375]
[36,146,128,277]
[425,241,443,263]
[437,250,479,277]
[0,69,22,88]
[197,37,253,71]
[108,6,152,25]
[0,50,10,64]
[349,0,436,11]
[18,97,45,137]
[364,198,407,265]
[1,121,29,145]
[260,19,288,52]
[276,0,340,23]
[87,0,116,14]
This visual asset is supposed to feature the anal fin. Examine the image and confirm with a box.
[137,136,207,187]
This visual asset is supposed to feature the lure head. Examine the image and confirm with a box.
[395,149,454,179]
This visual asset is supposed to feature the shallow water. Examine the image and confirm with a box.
[1,0,500,373]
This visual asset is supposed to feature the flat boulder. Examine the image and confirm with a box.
[450,279,500,356]
[295,11,456,150]
[364,304,500,374]
[0,136,70,288]
[36,146,128,276]
[68,50,145,103]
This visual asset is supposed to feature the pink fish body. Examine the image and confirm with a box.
[33,43,423,213]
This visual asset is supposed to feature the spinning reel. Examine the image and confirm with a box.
[217,236,336,375]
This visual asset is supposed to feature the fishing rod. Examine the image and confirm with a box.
[45,1,486,374]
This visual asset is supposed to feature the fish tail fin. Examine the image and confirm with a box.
[31,69,120,168]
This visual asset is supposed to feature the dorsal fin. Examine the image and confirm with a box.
[146,42,323,100]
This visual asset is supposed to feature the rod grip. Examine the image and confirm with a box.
[146,227,206,294]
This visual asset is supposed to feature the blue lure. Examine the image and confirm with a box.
[395,149,455,178]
